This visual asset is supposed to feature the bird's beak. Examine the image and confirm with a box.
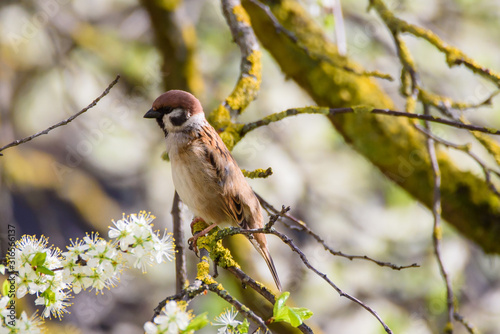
[144,108,162,119]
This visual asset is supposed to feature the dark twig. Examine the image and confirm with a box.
[226,266,276,303]
[196,247,270,332]
[152,280,207,320]
[195,226,314,333]
[171,192,187,294]
[0,75,120,155]
[256,193,420,270]
[207,284,269,330]
[216,226,394,334]
[423,104,454,334]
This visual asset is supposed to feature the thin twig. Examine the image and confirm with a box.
[423,104,454,334]
[256,193,419,270]
[216,226,394,334]
[226,266,276,302]
[196,247,271,332]
[208,284,269,331]
[0,75,120,155]
[152,280,207,320]
[171,192,187,294]
[414,124,500,197]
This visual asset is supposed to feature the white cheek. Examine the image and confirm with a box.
[163,108,184,131]
[162,114,172,128]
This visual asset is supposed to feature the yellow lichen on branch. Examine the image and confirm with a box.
[242,167,273,179]
[233,3,252,25]
[369,0,500,86]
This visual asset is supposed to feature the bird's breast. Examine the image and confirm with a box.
[166,136,231,225]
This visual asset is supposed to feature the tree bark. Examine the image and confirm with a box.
[243,0,500,254]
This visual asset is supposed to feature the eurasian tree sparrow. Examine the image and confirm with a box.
[144,90,282,291]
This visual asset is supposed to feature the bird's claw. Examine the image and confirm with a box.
[188,236,199,257]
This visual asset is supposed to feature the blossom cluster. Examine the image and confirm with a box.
[1,211,174,329]
[0,295,44,334]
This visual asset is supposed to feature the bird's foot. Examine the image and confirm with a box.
[188,221,218,257]
[190,217,206,234]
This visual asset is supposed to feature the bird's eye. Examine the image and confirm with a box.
[158,106,174,114]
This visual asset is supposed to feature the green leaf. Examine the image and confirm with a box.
[237,318,250,333]
[291,307,313,322]
[183,312,208,332]
[36,266,55,276]
[273,291,290,316]
[272,291,313,327]
[287,308,303,327]
[31,252,47,267]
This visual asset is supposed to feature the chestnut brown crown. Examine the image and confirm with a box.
[144,90,203,119]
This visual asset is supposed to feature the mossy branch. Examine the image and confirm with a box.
[246,0,393,81]
[242,167,273,179]
[208,0,262,133]
[243,0,500,255]
[240,106,500,138]
[211,220,394,334]
[369,0,500,87]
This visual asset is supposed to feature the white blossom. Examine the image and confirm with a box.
[213,308,242,334]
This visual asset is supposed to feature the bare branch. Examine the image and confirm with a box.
[152,280,207,320]
[256,193,420,270]
[423,104,455,333]
[0,75,120,155]
[215,226,394,334]
[171,192,187,294]
[207,284,269,330]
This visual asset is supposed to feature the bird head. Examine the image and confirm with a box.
[144,90,204,135]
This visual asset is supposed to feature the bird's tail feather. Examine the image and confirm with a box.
[251,238,282,291]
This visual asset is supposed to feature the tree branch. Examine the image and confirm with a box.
[240,106,500,138]
[214,224,394,334]
[171,192,187,294]
[256,193,420,270]
[208,0,262,135]
[0,75,120,155]
[424,104,455,334]
[369,0,500,86]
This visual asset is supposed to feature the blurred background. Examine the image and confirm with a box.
[1,0,500,333]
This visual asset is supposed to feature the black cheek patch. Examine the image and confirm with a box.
[170,113,189,126]
[156,118,168,137]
